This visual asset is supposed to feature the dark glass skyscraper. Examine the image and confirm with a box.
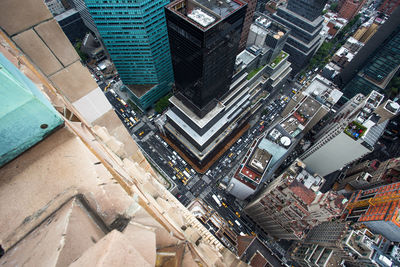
[272,0,327,73]
[85,0,174,110]
[340,21,400,102]
[165,0,247,118]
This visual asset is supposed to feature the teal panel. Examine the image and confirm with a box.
[0,53,63,166]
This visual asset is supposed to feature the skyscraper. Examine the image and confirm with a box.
[71,0,102,38]
[341,25,400,102]
[272,0,327,73]
[238,0,257,52]
[85,0,174,110]
[161,0,248,169]
[300,91,398,177]
[244,159,346,240]
[0,2,245,264]
[345,181,400,242]
[335,7,400,101]
[165,0,247,117]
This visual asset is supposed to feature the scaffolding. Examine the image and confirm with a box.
[346,183,400,212]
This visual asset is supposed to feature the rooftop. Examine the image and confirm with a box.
[303,75,343,107]
[258,137,288,167]
[195,0,242,18]
[254,13,288,36]
[269,51,288,69]
[235,50,257,68]
[384,100,400,114]
[285,159,325,193]
[346,90,384,141]
[248,147,272,174]
[238,146,272,184]
[288,180,316,205]
[167,0,244,30]
[54,8,78,21]
[126,84,156,98]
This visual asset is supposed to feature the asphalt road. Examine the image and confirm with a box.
[102,80,299,264]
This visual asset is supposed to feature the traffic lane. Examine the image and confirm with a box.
[190,179,207,197]
[141,134,194,189]
[203,194,243,235]
[134,124,152,139]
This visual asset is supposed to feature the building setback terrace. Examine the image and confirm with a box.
[269,51,288,69]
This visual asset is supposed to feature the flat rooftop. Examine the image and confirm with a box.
[167,0,244,29]
[238,144,272,184]
[258,137,287,168]
[248,147,271,173]
[280,115,304,137]
[236,50,257,67]
[384,100,400,114]
[126,84,156,98]
[296,97,321,125]
[195,0,243,18]
[254,14,288,36]
[303,76,343,106]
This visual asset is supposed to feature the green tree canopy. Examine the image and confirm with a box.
[154,93,172,114]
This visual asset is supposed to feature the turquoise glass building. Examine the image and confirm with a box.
[85,0,174,110]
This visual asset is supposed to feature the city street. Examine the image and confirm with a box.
[102,79,298,261]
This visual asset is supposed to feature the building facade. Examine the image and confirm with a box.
[238,0,257,52]
[244,159,346,240]
[272,0,327,73]
[335,157,400,193]
[341,24,400,102]
[85,0,174,109]
[72,0,101,38]
[165,0,247,117]
[300,91,398,177]
[291,223,384,267]
[345,181,400,242]
[0,1,247,265]
[335,8,400,100]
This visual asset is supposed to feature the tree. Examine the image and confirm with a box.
[127,99,141,114]
[154,93,172,114]
[330,3,338,12]
[74,40,88,62]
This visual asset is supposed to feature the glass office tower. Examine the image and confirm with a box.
[85,0,174,110]
[165,0,247,118]
[341,25,400,101]
[272,0,327,73]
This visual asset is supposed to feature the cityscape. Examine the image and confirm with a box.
[0,0,400,266]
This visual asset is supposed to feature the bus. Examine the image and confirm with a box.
[183,170,191,179]
[212,194,222,207]
[109,89,117,96]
